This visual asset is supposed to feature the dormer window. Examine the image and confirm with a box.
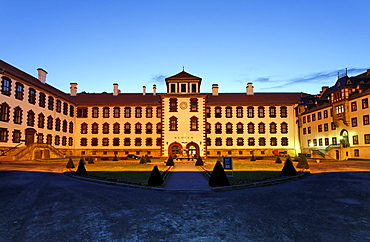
[165,70,202,94]
[170,84,176,93]
[181,84,187,93]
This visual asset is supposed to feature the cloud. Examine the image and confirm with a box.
[149,74,166,85]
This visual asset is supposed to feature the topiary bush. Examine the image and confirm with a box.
[147,166,163,186]
[166,156,174,166]
[195,156,204,166]
[297,154,309,169]
[66,158,75,169]
[281,158,296,176]
[75,158,87,176]
[275,156,282,164]
[209,161,230,187]
[88,157,94,164]
[145,155,151,163]
[139,156,147,164]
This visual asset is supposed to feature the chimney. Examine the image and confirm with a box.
[70,83,78,96]
[319,86,329,97]
[113,83,119,96]
[37,68,48,84]
[212,84,219,96]
[143,86,146,96]
[367,69,370,76]
[153,84,157,96]
[246,83,254,95]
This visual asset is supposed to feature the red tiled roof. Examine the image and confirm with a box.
[71,92,161,106]
[206,92,307,105]
[165,71,202,81]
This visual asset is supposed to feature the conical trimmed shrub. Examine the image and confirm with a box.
[297,154,309,169]
[75,158,87,176]
[166,156,174,166]
[145,155,151,163]
[66,158,75,169]
[148,166,163,186]
[195,156,204,166]
[275,156,282,164]
[281,158,296,176]
[88,156,94,164]
[209,161,229,187]
[139,156,146,164]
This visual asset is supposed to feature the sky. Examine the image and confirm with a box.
[2,0,369,95]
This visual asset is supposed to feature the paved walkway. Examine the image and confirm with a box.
[165,163,211,191]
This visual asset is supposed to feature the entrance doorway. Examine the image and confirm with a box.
[336,150,340,160]
[186,142,200,157]
[168,142,182,157]
[25,128,36,146]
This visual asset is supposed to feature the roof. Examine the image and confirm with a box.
[0,60,76,104]
[206,92,307,105]
[165,71,202,81]
[71,92,161,106]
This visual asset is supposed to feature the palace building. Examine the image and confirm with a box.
[1,59,369,160]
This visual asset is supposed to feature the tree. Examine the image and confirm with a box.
[66,158,75,169]
[166,156,174,166]
[147,166,163,186]
[195,156,204,166]
[297,154,309,169]
[88,156,94,164]
[275,156,282,164]
[209,161,229,187]
[281,158,296,176]
[139,156,146,164]
[75,158,87,176]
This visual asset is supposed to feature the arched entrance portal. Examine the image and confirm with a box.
[168,142,183,158]
[340,129,349,148]
[25,128,36,146]
[186,142,200,157]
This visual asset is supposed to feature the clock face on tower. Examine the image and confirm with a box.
[180,102,188,110]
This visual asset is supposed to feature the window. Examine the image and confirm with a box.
[248,137,255,146]
[56,100,61,113]
[269,106,276,118]
[331,122,336,130]
[27,110,35,126]
[215,138,222,146]
[226,138,233,146]
[12,130,21,143]
[258,107,265,118]
[156,138,162,147]
[92,107,99,118]
[70,105,74,117]
[191,83,197,93]
[146,107,153,118]
[46,134,52,145]
[169,98,177,112]
[303,116,306,123]
[365,134,370,144]
[270,137,277,146]
[335,105,344,114]
[135,107,142,118]
[0,128,8,142]
[236,122,244,134]
[247,107,254,118]
[169,117,178,131]
[269,122,277,134]
[318,124,322,132]
[190,117,198,131]
[170,83,176,93]
[247,122,255,134]
[37,133,44,144]
[55,135,60,145]
[80,138,87,146]
[48,96,54,110]
[235,138,243,146]
[206,122,211,134]
[353,135,358,145]
[62,120,68,132]
[324,110,328,118]
[46,116,53,130]
[362,98,368,109]
[63,102,68,115]
[113,107,120,118]
[13,106,22,124]
[146,138,153,146]
[28,88,36,104]
[91,138,98,146]
[332,137,337,145]
[102,123,109,134]
[124,138,131,146]
[303,128,306,135]
[156,122,162,134]
[38,113,45,128]
[215,107,222,118]
[77,108,88,118]
[215,122,222,134]
[225,107,232,118]
[103,107,110,118]
[124,123,131,134]
[317,111,322,120]
[312,113,316,121]
[146,123,153,134]
[135,122,142,134]
[259,137,266,146]
[225,122,232,134]
[68,137,73,146]
[236,107,243,118]
[354,149,360,157]
[135,138,142,146]
[281,137,288,146]
[156,107,162,118]
[280,106,288,118]
[351,102,357,112]
[102,138,109,146]
[91,122,99,134]
[325,138,329,146]
[363,115,369,125]
[62,136,67,146]
[352,117,358,127]
[69,122,73,134]
[181,83,186,93]
[190,99,198,112]
[206,107,211,118]
[206,138,211,146]
[307,127,311,134]
[80,123,88,134]
[124,107,131,118]
[15,82,24,100]
[280,122,288,134]
[0,103,10,122]
[1,77,11,96]
[324,123,329,132]
[113,123,120,134]
[307,115,311,122]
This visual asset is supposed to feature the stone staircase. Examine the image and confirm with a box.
[13,143,65,160]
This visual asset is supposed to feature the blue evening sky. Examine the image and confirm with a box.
[2,0,369,95]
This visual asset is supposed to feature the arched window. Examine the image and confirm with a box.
[190,117,198,131]
[247,107,254,118]
[226,122,233,134]
[15,82,24,100]
[226,138,233,146]
[62,120,68,132]
[113,122,120,134]
[269,106,277,118]
[258,122,265,134]
[55,118,61,131]
[280,106,288,118]
[80,122,88,134]
[258,106,265,118]
[225,107,232,118]
[281,122,288,134]
[237,138,244,146]
[27,110,35,126]
[38,113,45,128]
[135,107,142,118]
[215,107,222,118]
[13,106,23,124]
[281,137,289,146]
[236,122,244,134]
[259,137,266,146]
[215,122,222,134]
[28,88,36,104]
[247,122,255,134]
[270,122,277,134]
[124,107,131,118]
[0,102,10,122]
[69,122,74,134]
[135,122,142,134]
[206,122,211,134]
[236,107,243,118]
[102,122,109,134]
[91,122,99,134]
[124,122,131,134]
[146,122,153,134]
[156,122,162,134]
[169,117,178,131]
[1,77,11,96]
[103,107,110,118]
[248,137,255,146]
[47,116,53,130]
